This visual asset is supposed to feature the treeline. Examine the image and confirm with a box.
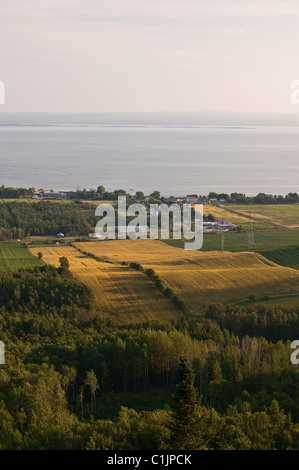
[71,186,299,205]
[76,187,128,201]
[0,186,35,199]
[0,201,96,238]
[129,263,187,313]
[2,184,299,205]
[206,304,299,342]
[75,186,163,202]
[208,191,299,204]
[0,266,298,449]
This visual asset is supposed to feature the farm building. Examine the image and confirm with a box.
[89,233,100,239]
[203,222,217,227]
[217,219,236,230]
[203,221,218,232]
[43,192,67,199]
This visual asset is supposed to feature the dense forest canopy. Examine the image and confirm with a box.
[0,201,96,238]
[0,265,298,449]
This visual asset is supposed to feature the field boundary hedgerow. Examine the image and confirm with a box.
[74,244,189,316]
[29,244,179,323]
[128,262,190,316]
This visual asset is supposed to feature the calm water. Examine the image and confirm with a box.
[0,112,299,196]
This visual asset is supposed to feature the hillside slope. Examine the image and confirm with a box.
[29,245,179,323]
[75,240,299,312]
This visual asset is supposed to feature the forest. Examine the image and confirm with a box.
[0,201,96,239]
[0,186,35,199]
[0,263,298,449]
[0,199,219,241]
[207,192,299,204]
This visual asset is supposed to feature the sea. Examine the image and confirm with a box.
[0,112,299,197]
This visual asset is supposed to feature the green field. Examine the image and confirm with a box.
[165,230,299,252]
[258,245,299,270]
[234,293,299,309]
[0,243,44,271]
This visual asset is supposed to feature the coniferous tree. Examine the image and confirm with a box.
[170,357,203,450]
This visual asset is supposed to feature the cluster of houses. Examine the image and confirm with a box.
[87,219,236,239]
[166,195,227,205]
[32,189,75,199]
[32,190,226,205]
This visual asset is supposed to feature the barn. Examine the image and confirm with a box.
[217,219,236,230]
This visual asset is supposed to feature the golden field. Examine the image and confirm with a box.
[204,203,299,229]
[29,245,179,323]
[75,239,299,313]
[203,205,249,225]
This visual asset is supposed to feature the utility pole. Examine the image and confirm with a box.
[221,231,224,251]
[248,204,255,248]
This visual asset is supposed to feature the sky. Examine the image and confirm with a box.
[1,0,299,113]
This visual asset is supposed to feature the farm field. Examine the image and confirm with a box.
[29,245,179,323]
[0,243,44,271]
[75,239,299,313]
[230,204,299,229]
[205,203,299,230]
[165,230,299,253]
[203,205,249,226]
[258,245,299,271]
[234,293,299,309]
[165,231,299,271]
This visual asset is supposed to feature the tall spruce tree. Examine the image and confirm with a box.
[170,357,203,450]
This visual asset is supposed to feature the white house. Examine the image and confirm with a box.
[88,233,100,239]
